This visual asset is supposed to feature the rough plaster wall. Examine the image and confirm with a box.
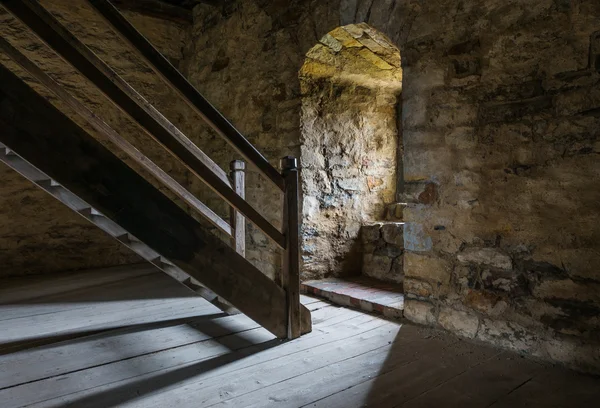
[186,0,600,372]
[0,0,190,276]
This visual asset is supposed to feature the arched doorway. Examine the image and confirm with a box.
[299,23,402,280]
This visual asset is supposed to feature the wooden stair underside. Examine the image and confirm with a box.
[0,64,311,338]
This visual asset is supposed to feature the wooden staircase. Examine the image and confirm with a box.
[0,0,310,339]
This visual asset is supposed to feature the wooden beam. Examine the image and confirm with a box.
[229,160,246,256]
[1,0,286,249]
[0,64,310,338]
[0,36,232,237]
[86,0,287,192]
[111,0,193,25]
[282,156,302,339]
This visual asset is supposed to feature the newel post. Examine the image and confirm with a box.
[281,156,301,339]
[230,160,246,257]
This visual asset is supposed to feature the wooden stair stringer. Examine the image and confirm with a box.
[0,67,311,338]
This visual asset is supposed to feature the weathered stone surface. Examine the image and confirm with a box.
[381,223,404,247]
[404,252,451,285]
[404,278,433,299]
[477,319,539,354]
[182,0,600,374]
[403,222,433,252]
[457,248,513,270]
[438,307,480,339]
[361,223,404,283]
[404,299,437,326]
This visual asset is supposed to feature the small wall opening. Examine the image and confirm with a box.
[299,23,402,280]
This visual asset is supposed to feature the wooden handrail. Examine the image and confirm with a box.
[0,37,233,238]
[86,0,286,192]
[2,0,286,249]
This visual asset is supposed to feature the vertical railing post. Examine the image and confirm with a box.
[230,160,246,257]
[281,156,301,339]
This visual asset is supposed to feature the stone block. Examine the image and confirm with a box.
[385,202,406,221]
[554,86,600,116]
[404,278,433,298]
[404,252,451,285]
[404,299,437,326]
[532,279,600,304]
[361,222,404,283]
[381,223,404,247]
[479,96,553,124]
[464,290,509,316]
[403,223,433,252]
[477,319,538,354]
[363,254,393,281]
[457,247,512,270]
[438,307,479,339]
[361,223,382,243]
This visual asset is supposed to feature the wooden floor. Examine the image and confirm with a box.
[1,265,599,408]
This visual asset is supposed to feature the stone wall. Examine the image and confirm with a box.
[185,0,600,372]
[361,222,404,283]
[299,24,401,279]
[0,0,191,277]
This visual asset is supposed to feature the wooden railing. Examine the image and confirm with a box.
[0,0,302,339]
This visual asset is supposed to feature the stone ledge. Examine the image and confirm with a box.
[301,277,404,319]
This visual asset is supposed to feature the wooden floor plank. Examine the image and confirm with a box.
[305,338,500,408]
[3,268,600,408]
[0,264,155,304]
[129,321,403,408]
[0,296,219,345]
[400,352,546,408]
[204,325,442,408]
[488,367,600,408]
[1,327,275,408]
[0,313,259,390]
[0,272,196,322]
[22,310,386,408]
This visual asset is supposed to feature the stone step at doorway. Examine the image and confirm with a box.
[301,277,404,319]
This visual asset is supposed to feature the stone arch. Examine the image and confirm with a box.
[299,23,403,280]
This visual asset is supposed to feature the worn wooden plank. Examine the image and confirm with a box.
[0,295,218,346]
[0,37,233,237]
[0,65,310,338]
[403,352,546,408]
[0,264,154,304]
[0,271,196,322]
[20,311,384,408]
[300,294,322,306]
[86,0,286,192]
[131,322,403,408]
[0,313,259,390]
[0,328,276,408]
[488,367,600,408]
[306,340,500,408]
[2,0,287,249]
[204,326,444,408]
[1,301,359,408]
